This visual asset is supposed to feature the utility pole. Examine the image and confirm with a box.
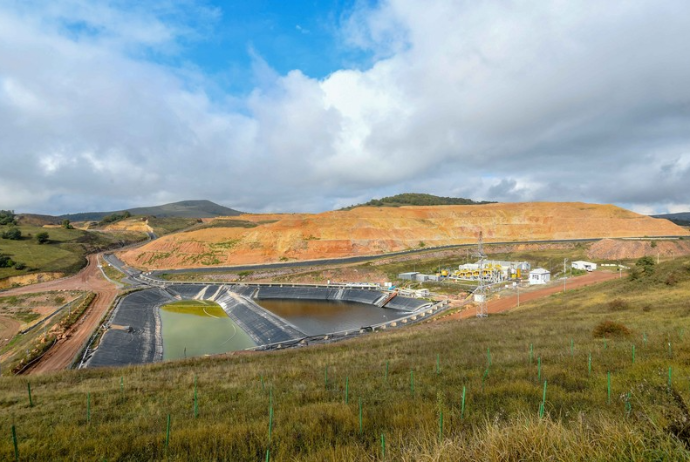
[474,231,488,318]
[563,258,568,293]
[517,283,520,308]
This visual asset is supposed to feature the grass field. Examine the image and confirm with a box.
[0,225,147,280]
[1,257,690,460]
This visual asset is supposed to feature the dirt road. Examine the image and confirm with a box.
[447,271,621,321]
[1,254,119,373]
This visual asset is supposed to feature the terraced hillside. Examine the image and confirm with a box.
[119,202,689,270]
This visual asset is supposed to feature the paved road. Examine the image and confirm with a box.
[2,254,118,373]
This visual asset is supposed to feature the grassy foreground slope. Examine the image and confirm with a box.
[2,260,690,460]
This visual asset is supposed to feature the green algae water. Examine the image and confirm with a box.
[160,300,255,360]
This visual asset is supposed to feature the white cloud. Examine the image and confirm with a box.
[1,0,690,215]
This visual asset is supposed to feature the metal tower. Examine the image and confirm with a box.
[474,231,488,318]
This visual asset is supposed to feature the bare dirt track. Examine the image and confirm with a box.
[445,271,621,321]
[1,254,118,374]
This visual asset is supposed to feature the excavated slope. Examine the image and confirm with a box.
[118,202,689,270]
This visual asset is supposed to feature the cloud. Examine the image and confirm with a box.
[1,0,690,215]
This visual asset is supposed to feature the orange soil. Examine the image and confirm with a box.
[1,254,118,374]
[119,202,689,270]
[587,238,690,260]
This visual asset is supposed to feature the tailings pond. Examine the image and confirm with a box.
[255,299,407,336]
[160,300,255,360]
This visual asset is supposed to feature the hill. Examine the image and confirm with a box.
[653,212,690,226]
[2,257,690,459]
[343,193,495,209]
[119,202,690,270]
[0,224,147,287]
[57,200,242,222]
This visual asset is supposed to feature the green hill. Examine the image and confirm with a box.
[58,200,243,222]
[2,257,690,459]
[653,212,690,226]
[344,193,496,210]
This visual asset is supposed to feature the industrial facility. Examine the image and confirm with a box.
[572,260,598,271]
[453,260,530,282]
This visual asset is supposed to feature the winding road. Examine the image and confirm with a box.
[1,254,118,373]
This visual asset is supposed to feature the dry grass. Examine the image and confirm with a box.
[1,258,690,460]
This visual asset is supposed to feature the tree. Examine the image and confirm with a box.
[0,254,14,268]
[36,231,50,244]
[0,210,16,226]
[1,226,21,240]
[62,219,73,229]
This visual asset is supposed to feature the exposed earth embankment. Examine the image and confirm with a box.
[119,202,689,270]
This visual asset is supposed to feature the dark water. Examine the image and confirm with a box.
[255,299,407,336]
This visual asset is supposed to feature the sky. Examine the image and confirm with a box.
[1,0,689,216]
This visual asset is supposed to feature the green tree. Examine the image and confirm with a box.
[36,231,50,244]
[0,210,16,225]
[0,254,15,268]
[62,219,73,229]
[1,226,21,240]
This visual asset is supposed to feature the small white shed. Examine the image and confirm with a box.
[572,261,597,271]
[529,268,551,285]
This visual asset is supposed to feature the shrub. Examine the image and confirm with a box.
[1,226,21,240]
[593,320,631,338]
[14,262,26,270]
[0,254,15,267]
[35,231,50,244]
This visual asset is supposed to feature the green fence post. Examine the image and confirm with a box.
[165,414,171,457]
[438,409,443,442]
[381,433,386,459]
[643,333,647,346]
[27,382,33,407]
[268,405,273,441]
[265,449,270,462]
[607,372,611,404]
[461,386,466,419]
[11,424,19,462]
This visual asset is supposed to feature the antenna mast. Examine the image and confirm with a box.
[474,231,488,318]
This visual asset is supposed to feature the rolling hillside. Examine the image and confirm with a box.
[119,202,690,270]
[57,200,243,222]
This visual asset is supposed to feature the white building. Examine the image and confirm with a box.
[529,268,551,285]
[572,261,597,272]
